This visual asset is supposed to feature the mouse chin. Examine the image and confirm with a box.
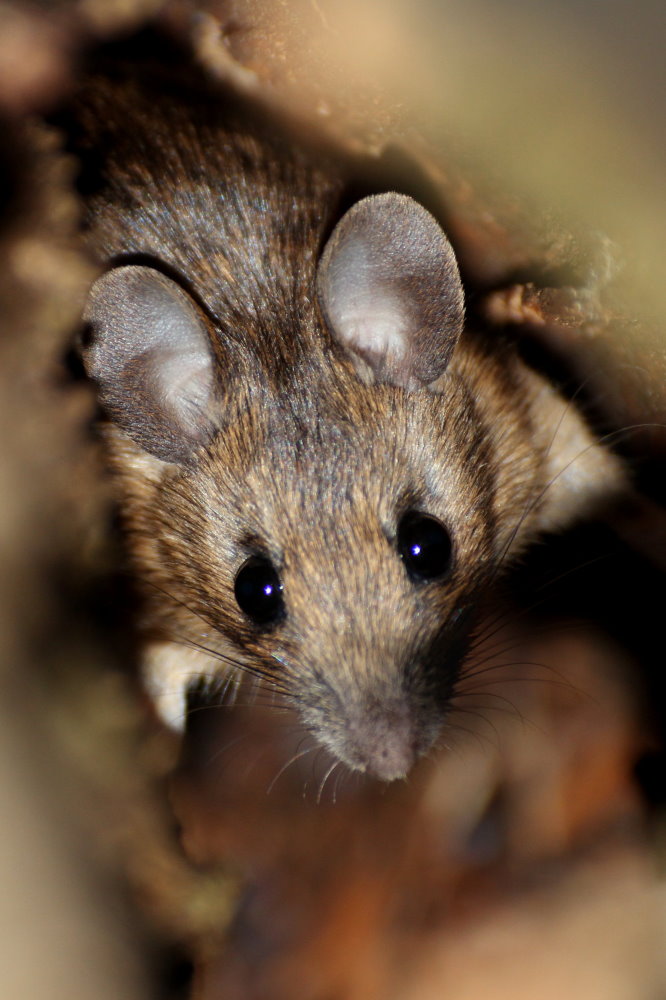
[305,699,443,783]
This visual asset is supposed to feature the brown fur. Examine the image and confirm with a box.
[70,50,625,780]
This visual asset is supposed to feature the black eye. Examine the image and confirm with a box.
[397,512,452,582]
[234,556,285,626]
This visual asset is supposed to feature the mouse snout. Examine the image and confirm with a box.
[349,714,416,782]
[343,697,439,782]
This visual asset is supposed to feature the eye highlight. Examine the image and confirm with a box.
[397,512,452,582]
[234,556,285,626]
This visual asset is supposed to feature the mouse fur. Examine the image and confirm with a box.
[72,54,625,782]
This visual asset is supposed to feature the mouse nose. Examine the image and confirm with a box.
[365,737,416,782]
[347,703,420,782]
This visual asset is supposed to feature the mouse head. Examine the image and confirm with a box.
[83,192,608,781]
[83,192,464,456]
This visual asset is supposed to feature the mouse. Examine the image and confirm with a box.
[70,50,626,782]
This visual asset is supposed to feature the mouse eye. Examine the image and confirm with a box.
[397,512,452,582]
[234,556,285,626]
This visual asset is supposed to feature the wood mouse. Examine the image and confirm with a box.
[71,51,626,782]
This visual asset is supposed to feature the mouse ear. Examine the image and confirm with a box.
[316,193,465,389]
[83,265,216,464]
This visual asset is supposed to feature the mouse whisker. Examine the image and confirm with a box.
[460,634,582,678]
[462,632,569,674]
[204,731,253,770]
[266,745,316,795]
[457,661,582,697]
[331,765,351,804]
[450,689,529,717]
[316,758,341,805]
[177,635,290,693]
[441,717,498,754]
[470,551,609,648]
[468,613,586,656]
[490,420,665,590]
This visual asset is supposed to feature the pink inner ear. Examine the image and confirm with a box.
[317,192,465,389]
[337,284,411,360]
[142,346,214,421]
[83,265,216,464]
